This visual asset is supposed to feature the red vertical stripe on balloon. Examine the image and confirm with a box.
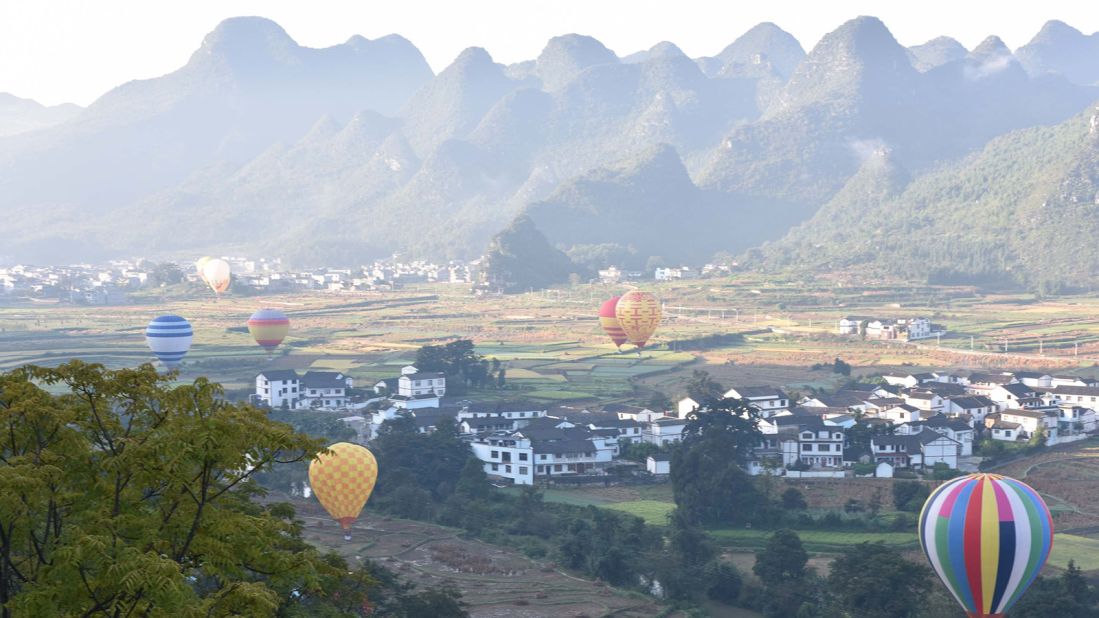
[964,478,985,614]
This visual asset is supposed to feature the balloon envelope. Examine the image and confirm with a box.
[145,315,193,369]
[247,308,290,353]
[309,443,378,530]
[919,473,1053,618]
[195,256,213,283]
[614,291,661,348]
[202,259,231,295]
[599,296,627,348]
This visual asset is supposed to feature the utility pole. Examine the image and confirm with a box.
[937,332,941,347]
[1076,342,1079,358]
[970,335,974,351]
[1039,339,1043,356]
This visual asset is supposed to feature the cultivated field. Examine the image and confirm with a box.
[5,274,1099,405]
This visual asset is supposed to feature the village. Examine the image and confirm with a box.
[251,351,1099,486]
[0,255,479,303]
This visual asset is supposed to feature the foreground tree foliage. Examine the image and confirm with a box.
[0,361,377,617]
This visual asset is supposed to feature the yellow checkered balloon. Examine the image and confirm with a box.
[308,442,378,530]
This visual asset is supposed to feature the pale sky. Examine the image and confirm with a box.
[3,0,1098,107]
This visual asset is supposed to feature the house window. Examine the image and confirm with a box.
[802,444,812,451]
[554,464,562,472]
[491,450,499,459]
[519,453,528,461]
[491,464,498,471]
[519,467,528,475]
[505,465,512,473]
[539,454,547,460]
[819,444,830,452]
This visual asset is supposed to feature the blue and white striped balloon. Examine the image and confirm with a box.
[145,315,193,369]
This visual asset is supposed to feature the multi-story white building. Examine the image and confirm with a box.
[458,401,548,434]
[253,370,353,410]
[300,371,353,409]
[871,432,961,469]
[470,419,615,485]
[723,386,791,417]
[943,396,998,422]
[899,414,975,456]
[398,368,446,398]
[255,370,301,408]
[643,417,688,446]
[985,409,1058,442]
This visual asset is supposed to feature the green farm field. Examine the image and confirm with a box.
[6,274,1099,405]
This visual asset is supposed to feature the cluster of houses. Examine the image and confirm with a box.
[251,364,1099,486]
[597,262,733,284]
[837,316,944,341]
[0,261,150,304]
[222,256,476,293]
[0,255,479,304]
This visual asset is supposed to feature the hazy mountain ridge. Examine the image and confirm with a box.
[3,14,1099,276]
[756,106,1099,290]
[0,93,82,136]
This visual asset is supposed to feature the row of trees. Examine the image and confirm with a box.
[413,339,505,394]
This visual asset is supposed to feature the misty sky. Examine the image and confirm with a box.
[3,0,1098,106]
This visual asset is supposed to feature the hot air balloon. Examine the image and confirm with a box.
[195,256,213,284]
[145,315,193,370]
[599,296,627,350]
[918,473,1053,618]
[202,258,231,298]
[247,308,290,357]
[614,290,661,351]
[309,443,378,540]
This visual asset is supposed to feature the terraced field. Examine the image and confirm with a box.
[293,503,675,618]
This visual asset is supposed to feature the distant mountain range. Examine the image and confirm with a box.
[2,15,1098,290]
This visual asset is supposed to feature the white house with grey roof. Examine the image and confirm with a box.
[299,371,353,409]
[255,370,301,409]
[470,418,615,485]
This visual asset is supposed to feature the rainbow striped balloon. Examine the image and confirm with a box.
[145,315,193,369]
[918,473,1053,618]
[247,308,290,354]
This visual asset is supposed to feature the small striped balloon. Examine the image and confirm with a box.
[918,473,1054,618]
[247,308,290,354]
[145,315,193,369]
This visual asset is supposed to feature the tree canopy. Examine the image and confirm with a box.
[0,361,379,617]
[670,395,764,525]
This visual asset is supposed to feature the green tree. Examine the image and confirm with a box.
[684,370,726,405]
[832,357,852,376]
[892,481,930,512]
[670,396,763,525]
[826,542,931,618]
[704,561,743,605]
[781,488,807,510]
[1010,560,1096,618]
[149,261,185,286]
[0,361,373,617]
[753,529,808,583]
